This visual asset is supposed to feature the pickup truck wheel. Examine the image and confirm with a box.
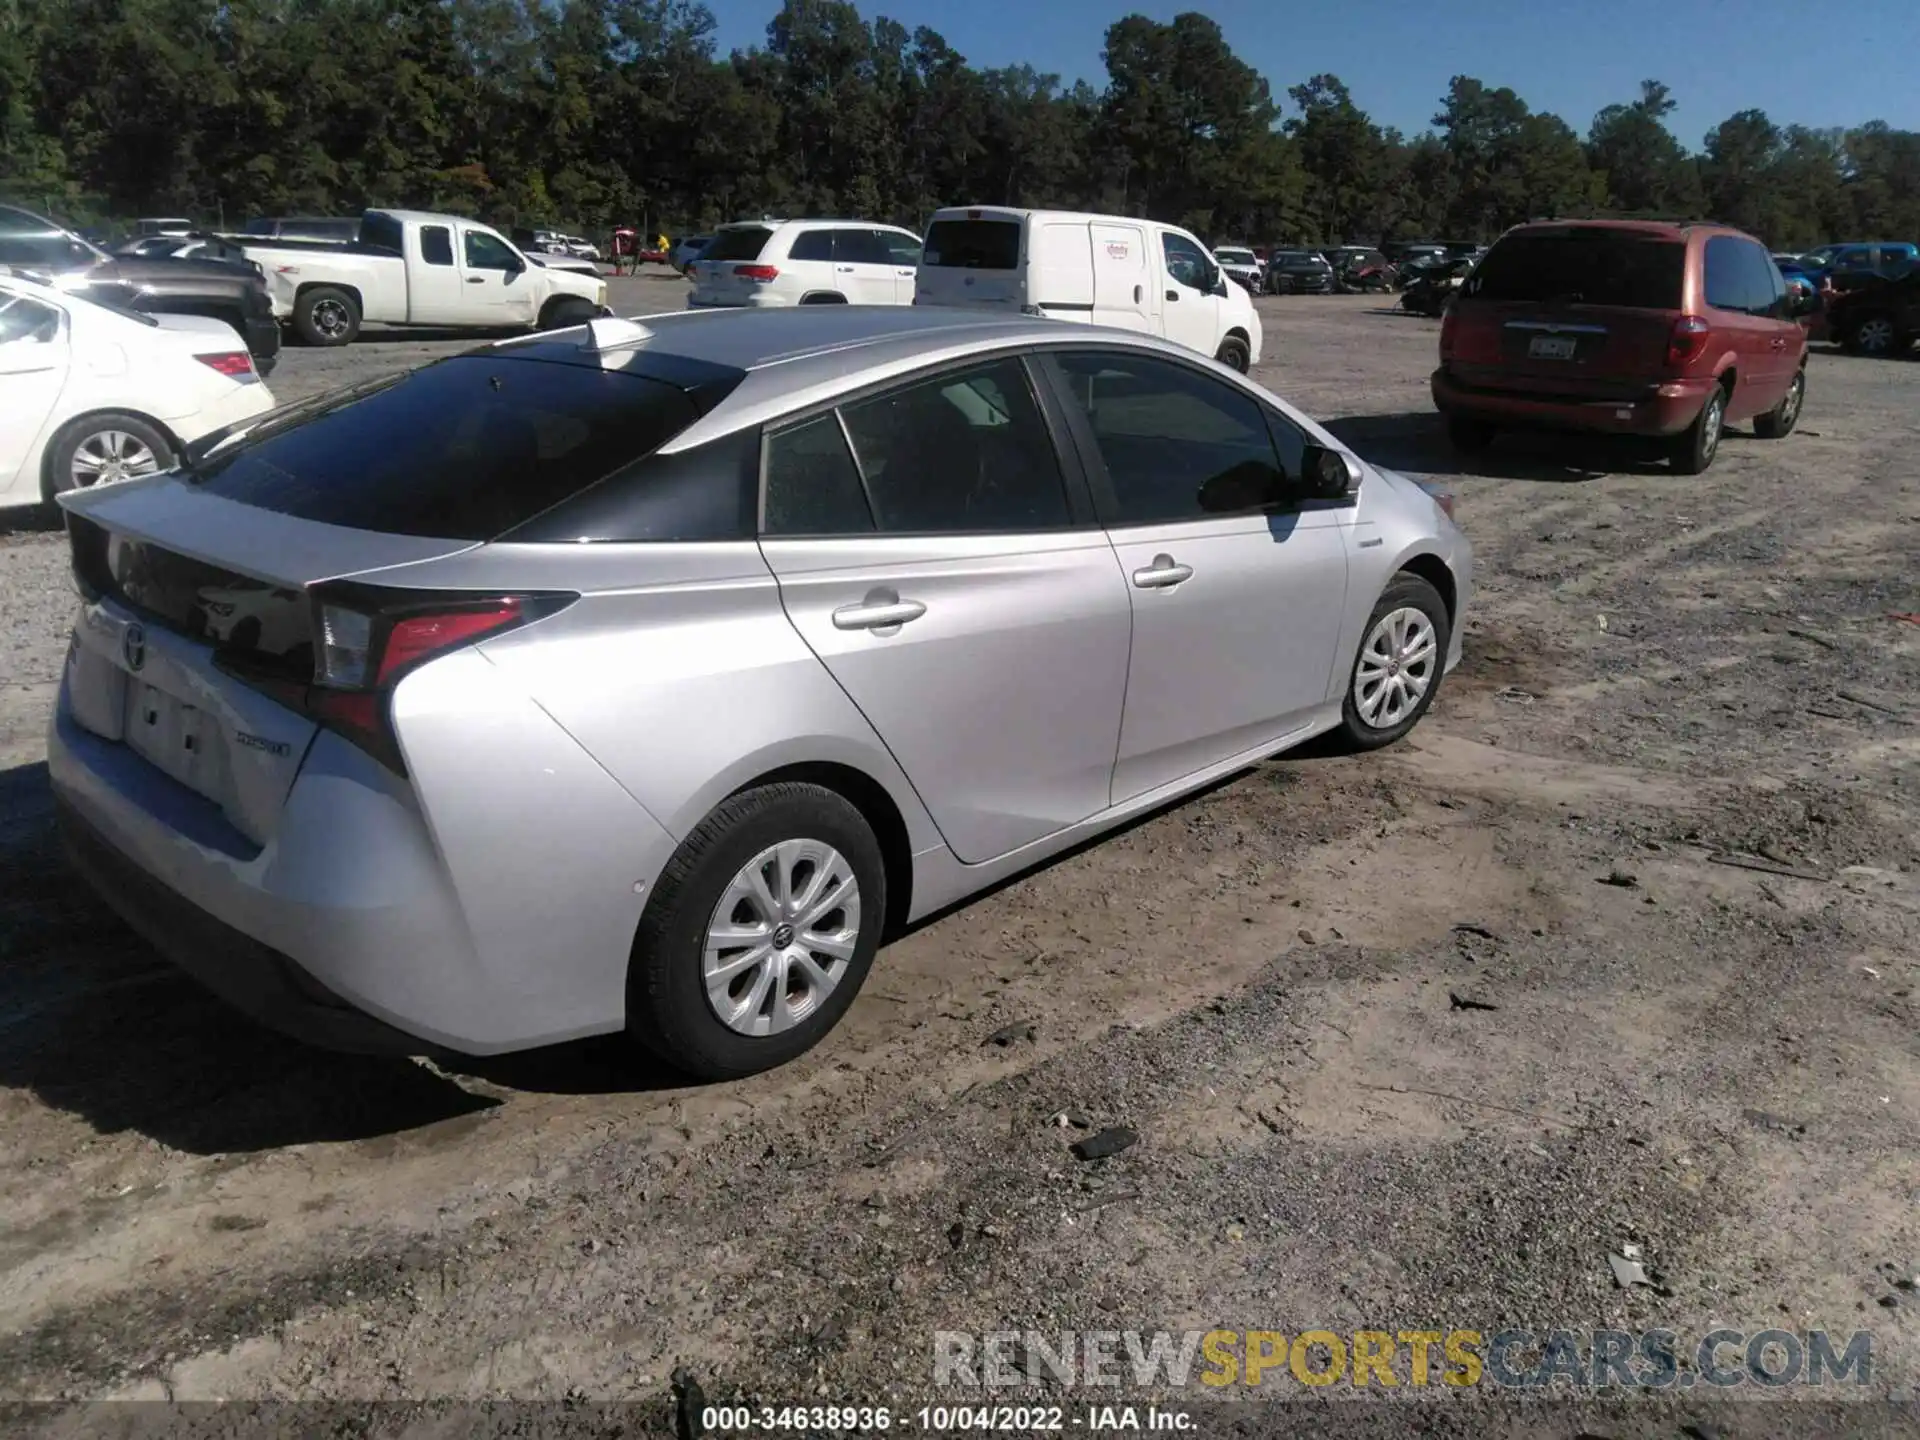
[293,287,360,347]
[539,297,598,330]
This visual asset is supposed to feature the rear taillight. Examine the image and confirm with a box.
[1665,315,1711,367]
[298,588,574,772]
[196,351,256,380]
[733,264,779,282]
[1438,308,1458,359]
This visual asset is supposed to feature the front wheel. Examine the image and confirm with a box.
[1338,574,1451,750]
[1215,335,1250,373]
[539,296,599,330]
[1753,368,1805,439]
[627,782,887,1080]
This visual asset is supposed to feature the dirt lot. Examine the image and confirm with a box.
[1,278,1917,1434]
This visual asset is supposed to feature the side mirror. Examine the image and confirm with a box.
[1300,444,1362,502]
[1197,459,1288,513]
[1789,288,1818,318]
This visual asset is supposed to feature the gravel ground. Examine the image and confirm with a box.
[1,283,1917,1437]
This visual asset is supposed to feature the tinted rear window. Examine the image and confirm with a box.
[360,213,403,254]
[924,219,1021,270]
[181,356,706,540]
[1469,232,1684,309]
[704,226,772,262]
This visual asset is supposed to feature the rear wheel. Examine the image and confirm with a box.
[627,783,886,1080]
[1669,382,1728,474]
[44,412,174,503]
[1215,335,1250,373]
[1845,314,1899,356]
[1753,368,1805,439]
[292,286,360,346]
[1338,574,1451,750]
[1446,415,1495,453]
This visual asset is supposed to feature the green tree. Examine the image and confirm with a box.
[1587,79,1703,215]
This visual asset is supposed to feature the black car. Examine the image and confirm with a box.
[1264,248,1335,294]
[0,204,281,374]
[1826,268,1919,357]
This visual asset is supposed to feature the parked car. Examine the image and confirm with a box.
[560,235,602,262]
[1326,247,1392,292]
[1799,242,1918,278]
[914,207,1261,372]
[240,216,363,244]
[240,209,609,345]
[1433,219,1812,473]
[132,217,195,238]
[1264,249,1335,295]
[0,275,275,511]
[119,233,258,270]
[1826,268,1919,356]
[691,220,922,310]
[48,305,1470,1076]
[0,203,281,374]
[1212,245,1264,293]
[672,235,714,274]
[1399,256,1474,316]
[1385,241,1448,267]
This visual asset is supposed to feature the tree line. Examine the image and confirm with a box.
[3,0,1917,250]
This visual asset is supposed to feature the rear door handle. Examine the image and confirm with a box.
[1131,555,1193,589]
[832,598,927,630]
[837,266,855,273]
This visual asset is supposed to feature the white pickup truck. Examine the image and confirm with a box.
[241,209,609,346]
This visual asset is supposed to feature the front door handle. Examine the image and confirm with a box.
[832,596,927,631]
[837,266,855,273]
[466,276,485,284]
[1165,289,1179,302]
[1770,337,1788,349]
[1131,555,1193,589]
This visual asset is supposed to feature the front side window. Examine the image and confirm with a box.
[464,230,518,271]
[1161,231,1211,291]
[839,358,1071,534]
[1052,352,1288,527]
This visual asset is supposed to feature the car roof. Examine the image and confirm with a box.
[487,305,1214,451]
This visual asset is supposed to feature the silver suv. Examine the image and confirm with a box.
[50,308,1471,1078]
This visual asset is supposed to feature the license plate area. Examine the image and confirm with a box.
[124,679,223,799]
[1528,335,1579,360]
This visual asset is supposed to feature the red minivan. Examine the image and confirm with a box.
[1432,220,1811,473]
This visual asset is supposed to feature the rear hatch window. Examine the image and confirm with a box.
[178,355,706,540]
[702,226,773,263]
[924,220,1022,270]
[1469,231,1684,309]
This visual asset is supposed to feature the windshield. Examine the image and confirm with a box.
[1467,231,1685,308]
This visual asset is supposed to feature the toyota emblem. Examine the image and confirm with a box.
[122,622,146,673]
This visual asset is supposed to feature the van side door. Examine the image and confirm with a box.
[1089,222,1151,333]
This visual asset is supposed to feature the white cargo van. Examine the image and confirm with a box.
[913,206,1263,372]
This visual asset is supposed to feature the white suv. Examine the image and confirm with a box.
[688,220,922,308]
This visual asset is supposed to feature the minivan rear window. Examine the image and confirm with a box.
[181,356,710,540]
[703,226,773,262]
[924,219,1021,270]
[1469,232,1685,309]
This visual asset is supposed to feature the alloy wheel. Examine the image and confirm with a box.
[703,839,863,1037]
[311,298,352,339]
[70,430,161,489]
[1353,606,1437,730]
[1856,317,1896,355]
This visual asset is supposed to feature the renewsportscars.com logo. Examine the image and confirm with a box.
[933,1328,1874,1390]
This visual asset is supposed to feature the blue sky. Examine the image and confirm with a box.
[706,0,1920,150]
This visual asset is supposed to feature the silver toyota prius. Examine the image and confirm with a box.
[48,306,1472,1078]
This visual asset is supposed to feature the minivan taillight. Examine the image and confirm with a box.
[301,587,576,772]
[1665,315,1711,367]
[1438,308,1458,360]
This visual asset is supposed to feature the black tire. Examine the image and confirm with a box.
[1446,415,1496,453]
[1338,573,1452,750]
[800,292,848,304]
[42,411,175,504]
[291,286,360,347]
[1669,381,1729,475]
[539,296,598,330]
[1215,335,1250,373]
[627,782,887,1080]
[1752,367,1805,439]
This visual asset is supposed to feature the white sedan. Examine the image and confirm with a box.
[0,276,276,512]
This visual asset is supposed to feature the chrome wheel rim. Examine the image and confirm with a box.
[1779,372,1804,428]
[1700,392,1724,459]
[311,298,351,339]
[70,430,160,488]
[1857,317,1895,354]
[703,839,862,1037]
[1354,606,1437,730]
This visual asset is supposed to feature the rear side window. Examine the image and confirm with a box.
[764,414,873,536]
[1705,237,1781,316]
[834,229,894,265]
[181,356,706,541]
[704,226,773,263]
[787,229,836,263]
[924,219,1021,270]
[420,226,453,266]
[1468,231,1685,309]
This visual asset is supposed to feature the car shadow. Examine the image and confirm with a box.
[1321,411,1672,482]
[0,509,62,538]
